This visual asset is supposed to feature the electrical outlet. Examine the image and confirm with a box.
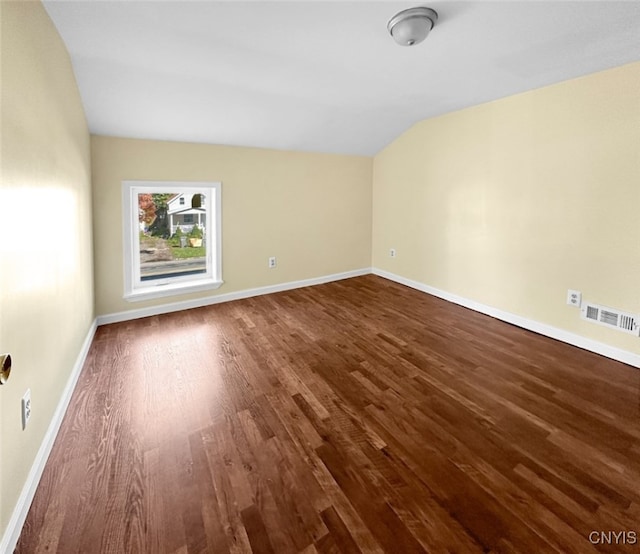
[268,256,276,269]
[566,289,582,307]
[390,248,396,258]
[22,389,31,429]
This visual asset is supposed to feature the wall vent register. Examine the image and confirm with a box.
[581,302,640,336]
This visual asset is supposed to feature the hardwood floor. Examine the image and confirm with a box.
[16,275,640,553]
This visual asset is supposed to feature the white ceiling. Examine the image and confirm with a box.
[43,1,640,156]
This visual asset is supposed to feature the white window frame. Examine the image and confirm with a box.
[122,180,223,302]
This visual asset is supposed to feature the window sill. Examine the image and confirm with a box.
[124,279,223,302]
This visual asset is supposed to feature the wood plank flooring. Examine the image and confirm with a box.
[16,275,640,553]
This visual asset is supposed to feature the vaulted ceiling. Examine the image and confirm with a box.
[43,1,640,156]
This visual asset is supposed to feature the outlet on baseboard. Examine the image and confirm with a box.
[566,289,582,307]
[22,389,31,429]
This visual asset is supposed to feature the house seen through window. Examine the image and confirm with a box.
[122,181,222,301]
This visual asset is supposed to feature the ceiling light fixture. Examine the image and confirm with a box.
[387,6,438,47]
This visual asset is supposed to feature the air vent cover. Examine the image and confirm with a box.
[581,302,640,336]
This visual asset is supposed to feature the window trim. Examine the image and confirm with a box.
[122,180,223,302]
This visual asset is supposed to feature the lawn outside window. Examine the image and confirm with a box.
[122,181,222,301]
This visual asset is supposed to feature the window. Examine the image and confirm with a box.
[122,181,222,301]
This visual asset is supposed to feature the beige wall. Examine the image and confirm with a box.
[0,0,94,541]
[91,136,372,317]
[373,61,640,355]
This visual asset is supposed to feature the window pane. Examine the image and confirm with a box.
[138,192,207,282]
[123,181,221,302]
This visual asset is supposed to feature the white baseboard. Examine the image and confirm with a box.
[0,319,98,554]
[373,268,640,369]
[97,268,372,325]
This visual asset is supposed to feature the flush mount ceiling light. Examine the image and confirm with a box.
[387,6,438,46]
